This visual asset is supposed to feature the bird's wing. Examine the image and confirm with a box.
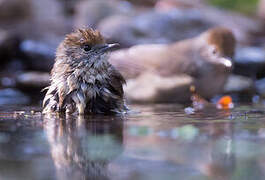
[108,66,126,98]
[109,44,167,79]
[109,52,146,79]
[166,39,202,78]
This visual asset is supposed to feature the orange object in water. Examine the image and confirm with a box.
[216,96,234,109]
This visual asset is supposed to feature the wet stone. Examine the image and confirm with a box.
[234,47,265,78]
[57,0,81,16]
[74,0,134,28]
[256,78,265,97]
[98,5,263,47]
[0,0,31,23]
[19,40,55,71]
[0,30,20,66]
[15,71,50,89]
[0,88,30,105]
[125,0,157,6]
[224,74,254,94]
[98,9,211,47]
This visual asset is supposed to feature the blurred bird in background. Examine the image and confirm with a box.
[109,27,236,103]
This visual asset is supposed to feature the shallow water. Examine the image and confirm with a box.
[0,104,265,180]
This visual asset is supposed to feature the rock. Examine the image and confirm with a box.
[19,40,56,71]
[99,5,263,47]
[3,60,25,73]
[235,47,265,64]
[57,0,81,16]
[132,9,209,42]
[15,72,50,89]
[0,0,69,75]
[224,74,254,93]
[0,0,31,23]
[0,30,24,73]
[0,30,20,66]
[0,0,68,73]
[30,0,67,30]
[98,9,211,47]
[0,76,16,88]
[155,0,205,11]
[74,0,134,28]
[0,0,70,39]
[16,0,68,72]
[0,0,70,47]
[195,6,263,45]
[156,2,264,45]
[0,88,30,105]
[233,47,265,78]
[125,0,157,6]
[256,78,265,97]
[98,15,147,47]
[13,72,50,104]
[22,0,70,41]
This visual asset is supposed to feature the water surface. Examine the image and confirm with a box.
[0,104,265,180]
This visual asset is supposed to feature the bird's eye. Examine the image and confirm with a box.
[83,45,91,52]
[212,49,217,54]
[209,46,218,55]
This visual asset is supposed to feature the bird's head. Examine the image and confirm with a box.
[57,28,119,66]
[200,27,236,69]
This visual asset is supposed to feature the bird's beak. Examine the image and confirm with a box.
[219,57,233,68]
[100,43,120,53]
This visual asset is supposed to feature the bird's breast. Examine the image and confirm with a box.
[71,68,108,86]
[196,72,229,99]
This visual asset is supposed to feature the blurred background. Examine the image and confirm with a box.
[0,0,265,105]
[0,1,265,179]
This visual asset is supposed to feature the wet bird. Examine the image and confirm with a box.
[43,28,127,114]
[109,27,236,103]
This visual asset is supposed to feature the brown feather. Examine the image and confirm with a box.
[64,28,105,47]
[109,27,236,102]
[42,28,127,114]
[206,27,236,57]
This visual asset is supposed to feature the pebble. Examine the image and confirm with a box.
[184,107,195,115]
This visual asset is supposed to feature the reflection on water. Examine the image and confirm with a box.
[43,114,124,180]
[0,104,264,179]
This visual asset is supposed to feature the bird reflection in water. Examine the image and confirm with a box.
[198,122,236,180]
[142,105,237,180]
[43,114,124,180]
